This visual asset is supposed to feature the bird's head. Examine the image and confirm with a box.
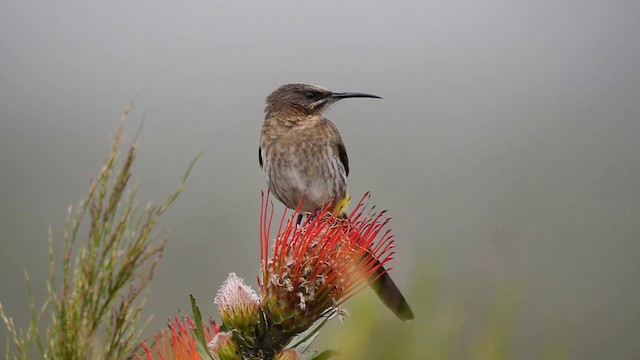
[265,83,381,116]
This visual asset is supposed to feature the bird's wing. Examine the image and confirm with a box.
[337,142,349,177]
[258,146,263,168]
[325,118,349,177]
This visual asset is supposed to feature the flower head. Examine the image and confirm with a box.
[274,348,301,360]
[214,272,260,343]
[138,316,218,360]
[208,331,241,360]
[259,192,396,341]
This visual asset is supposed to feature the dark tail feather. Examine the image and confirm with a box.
[369,260,414,321]
[335,211,414,321]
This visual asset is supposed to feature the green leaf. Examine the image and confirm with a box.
[190,294,214,359]
[289,311,336,350]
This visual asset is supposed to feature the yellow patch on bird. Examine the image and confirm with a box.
[334,193,351,217]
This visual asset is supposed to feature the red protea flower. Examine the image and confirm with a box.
[138,317,218,360]
[258,192,396,348]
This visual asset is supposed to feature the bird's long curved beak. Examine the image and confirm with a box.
[329,92,382,100]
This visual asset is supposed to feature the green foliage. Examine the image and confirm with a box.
[190,294,215,360]
[0,103,198,360]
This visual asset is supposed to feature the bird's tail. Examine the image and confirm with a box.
[363,249,414,321]
[335,204,414,321]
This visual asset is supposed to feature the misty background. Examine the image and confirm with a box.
[1,1,639,358]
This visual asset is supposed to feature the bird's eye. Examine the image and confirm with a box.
[305,92,315,100]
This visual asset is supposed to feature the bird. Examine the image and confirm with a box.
[258,83,414,321]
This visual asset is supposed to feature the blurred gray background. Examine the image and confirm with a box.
[1,0,639,358]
